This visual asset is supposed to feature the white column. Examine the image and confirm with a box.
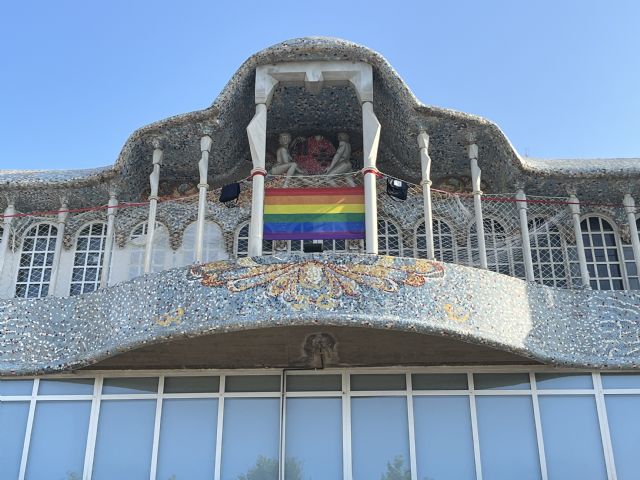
[99,192,118,288]
[569,194,591,288]
[247,103,267,257]
[623,194,640,282]
[195,135,212,263]
[49,197,68,295]
[516,189,535,281]
[0,200,15,279]
[417,132,435,260]
[144,147,163,273]
[469,144,487,269]
[362,101,381,254]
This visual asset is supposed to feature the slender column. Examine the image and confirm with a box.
[99,192,118,288]
[417,132,435,260]
[195,135,213,263]
[247,103,267,256]
[49,197,68,295]
[0,200,15,279]
[143,147,163,273]
[623,194,640,283]
[516,189,535,281]
[569,194,591,288]
[469,144,487,269]
[362,101,381,254]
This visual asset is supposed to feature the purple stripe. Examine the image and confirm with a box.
[264,231,365,240]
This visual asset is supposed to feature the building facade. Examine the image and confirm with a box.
[1,37,640,479]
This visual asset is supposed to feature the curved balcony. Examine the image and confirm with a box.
[1,253,639,375]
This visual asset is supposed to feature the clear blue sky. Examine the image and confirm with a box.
[1,0,639,170]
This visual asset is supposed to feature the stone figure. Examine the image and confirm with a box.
[270,133,303,186]
[326,132,354,186]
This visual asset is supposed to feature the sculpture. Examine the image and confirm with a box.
[326,132,355,186]
[270,133,303,186]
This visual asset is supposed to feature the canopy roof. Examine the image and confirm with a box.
[2,37,639,212]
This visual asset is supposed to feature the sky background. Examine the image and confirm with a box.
[1,0,639,171]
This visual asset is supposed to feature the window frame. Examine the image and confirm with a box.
[14,222,58,299]
[69,221,108,296]
[580,214,629,291]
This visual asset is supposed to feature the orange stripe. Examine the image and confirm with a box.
[265,194,364,205]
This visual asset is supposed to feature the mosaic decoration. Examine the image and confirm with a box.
[1,253,640,376]
[190,256,443,310]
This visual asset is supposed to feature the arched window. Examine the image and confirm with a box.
[528,217,569,287]
[415,219,456,262]
[70,222,108,296]
[469,218,519,276]
[377,218,401,256]
[15,223,57,298]
[235,222,272,257]
[128,221,170,278]
[179,221,227,265]
[581,216,626,290]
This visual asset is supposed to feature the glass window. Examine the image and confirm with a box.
[605,394,640,480]
[25,400,91,479]
[102,377,158,394]
[474,373,530,390]
[416,219,457,262]
[225,375,281,393]
[15,223,57,298]
[70,222,107,296]
[351,374,406,391]
[236,222,274,257]
[535,372,593,390]
[128,221,170,278]
[538,395,606,479]
[0,401,30,480]
[413,396,475,480]
[475,396,540,479]
[412,373,468,390]
[581,216,626,290]
[178,221,227,266]
[156,398,218,480]
[285,398,342,479]
[602,373,640,389]
[220,398,280,480]
[286,374,341,392]
[92,400,156,479]
[0,378,33,395]
[163,376,220,393]
[351,397,411,479]
[529,218,569,287]
[378,218,402,256]
[38,378,94,395]
[469,218,520,276]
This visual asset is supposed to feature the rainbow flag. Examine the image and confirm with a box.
[264,187,365,240]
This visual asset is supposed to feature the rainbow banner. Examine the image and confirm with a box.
[264,187,365,240]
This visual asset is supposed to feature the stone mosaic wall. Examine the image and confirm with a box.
[1,253,639,376]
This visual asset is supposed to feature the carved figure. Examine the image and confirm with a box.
[270,133,303,186]
[326,132,354,185]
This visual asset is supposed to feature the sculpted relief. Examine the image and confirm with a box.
[270,133,355,186]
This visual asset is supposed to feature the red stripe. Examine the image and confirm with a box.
[265,187,365,196]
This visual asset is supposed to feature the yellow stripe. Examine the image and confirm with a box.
[263,203,365,214]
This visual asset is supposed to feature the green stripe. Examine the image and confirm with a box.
[264,213,365,223]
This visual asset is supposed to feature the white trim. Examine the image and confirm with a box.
[83,376,102,480]
[530,372,549,480]
[467,372,483,480]
[593,372,617,480]
[214,375,225,480]
[406,372,418,480]
[17,378,39,480]
[149,375,164,480]
[342,370,353,480]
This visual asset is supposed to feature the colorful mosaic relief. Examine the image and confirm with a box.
[190,256,444,310]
